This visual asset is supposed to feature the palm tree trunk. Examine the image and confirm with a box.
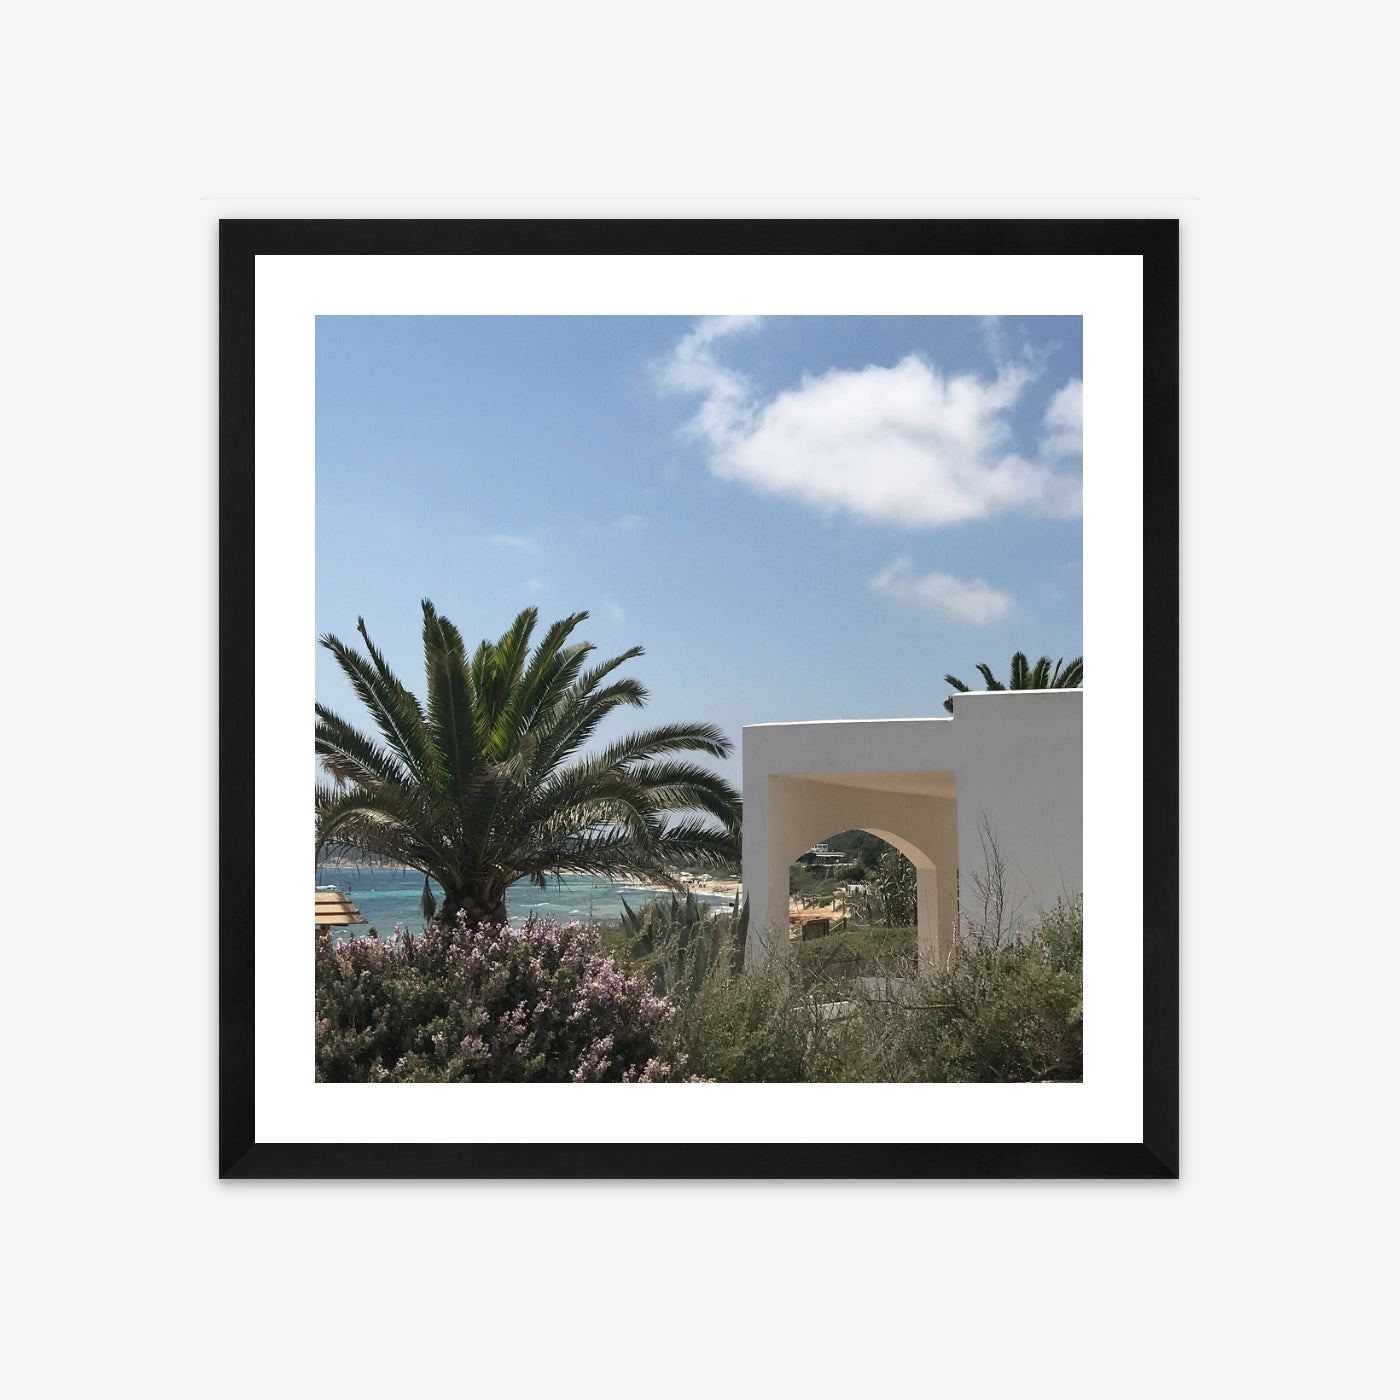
[439,884,510,930]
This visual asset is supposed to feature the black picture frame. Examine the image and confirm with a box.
[220,218,1178,1180]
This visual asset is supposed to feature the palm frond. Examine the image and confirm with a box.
[420,598,481,811]
[315,705,411,788]
[642,816,744,867]
[313,783,458,879]
[519,818,736,885]
[594,720,733,767]
[473,608,540,758]
[320,628,435,784]
[573,646,648,702]
[946,652,1082,712]
[512,639,597,747]
[498,613,591,737]
[1057,656,1084,688]
[519,676,651,782]
[624,758,742,832]
[506,764,653,845]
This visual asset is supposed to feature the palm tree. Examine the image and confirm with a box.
[315,601,742,929]
[943,652,1083,713]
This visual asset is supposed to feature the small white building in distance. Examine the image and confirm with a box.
[741,690,1083,974]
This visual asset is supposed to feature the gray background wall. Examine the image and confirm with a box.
[4,11,1391,1399]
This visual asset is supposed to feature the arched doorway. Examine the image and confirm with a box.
[757,773,958,976]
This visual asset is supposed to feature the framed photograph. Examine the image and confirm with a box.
[220,219,1177,1178]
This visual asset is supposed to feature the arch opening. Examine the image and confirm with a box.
[757,773,958,976]
[783,829,922,976]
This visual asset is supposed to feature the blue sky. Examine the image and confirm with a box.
[316,315,1082,788]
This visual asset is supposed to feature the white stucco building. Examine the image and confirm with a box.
[740,690,1083,973]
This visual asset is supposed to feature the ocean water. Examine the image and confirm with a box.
[315,865,737,940]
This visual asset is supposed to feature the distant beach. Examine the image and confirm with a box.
[315,865,740,938]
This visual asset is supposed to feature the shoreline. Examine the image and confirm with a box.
[616,873,741,903]
[317,857,414,871]
[317,861,741,902]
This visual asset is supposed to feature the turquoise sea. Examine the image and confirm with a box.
[315,865,738,940]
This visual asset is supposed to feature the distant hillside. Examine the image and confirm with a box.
[316,851,412,871]
[816,830,895,863]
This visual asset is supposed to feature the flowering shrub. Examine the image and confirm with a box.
[315,914,694,1083]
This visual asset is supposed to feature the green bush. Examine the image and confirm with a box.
[792,924,916,961]
[789,862,837,899]
[665,956,818,1082]
[663,899,1083,1083]
[791,925,917,983]
[885,899,1082,1082]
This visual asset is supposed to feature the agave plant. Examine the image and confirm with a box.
[315,601,742,928]
[617,891,751,998]
[943,652,1083,713]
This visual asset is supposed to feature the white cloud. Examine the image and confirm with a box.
[1042,378,1083,457]
[579,514,649,539]
[489,532,537,552]
[605,602,626,623]
[869,557,1013,626]
[660,318,1081,526]
[659,315,761,448]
